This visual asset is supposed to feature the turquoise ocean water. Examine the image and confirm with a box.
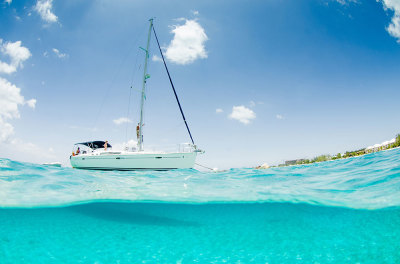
[0,149,400,263]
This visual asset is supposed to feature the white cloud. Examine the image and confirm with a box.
[152,55,162,62]
[5,0,12,5]
[0,77,36,142]
[0,40,32,74]
[366,138,396,150]
[276,114,284,120]
[216,108,223,113]
[34,0,58,23]
[0,39,35,143]
[26,98,36,109]
[229,105,256,125]
[0,77,24,119]
[192,10,199,16]
[43,51,48,57]
[0,117,14,142]
[52,48,68,58]
[113,117,133,125]
[0,61,16,74]
[337,0,400,43]
[165,19,208,65]
[380,0,400,43]
[4,138,56,162]
[335,0,357,5]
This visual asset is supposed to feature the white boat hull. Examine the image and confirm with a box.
[70,151,197,170]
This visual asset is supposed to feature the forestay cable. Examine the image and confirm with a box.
[152,25,195,145]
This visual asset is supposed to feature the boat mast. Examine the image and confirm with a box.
[138,18,153,151]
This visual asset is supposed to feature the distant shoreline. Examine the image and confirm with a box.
[278,146,400,169]
[257,134,400,169]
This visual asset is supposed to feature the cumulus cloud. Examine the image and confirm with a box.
[0,40,32,74]
[0,40,36,143]
[52,48,68,58]
[165,19,208,65]
[113,117,133,125]
[34,0,58,23]
[216,108,223,113]
[0,118,14,142]
[0,78,36,142]
[26,98,37,109]
[337,0,400,43]
[4,138,57,162]
[380,0,400,42]
[229,105,256,125]
[0,78,25,120]
[0,61,15,74]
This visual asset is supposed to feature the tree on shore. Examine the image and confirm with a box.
[312,155,331,163]
[395,134,400,147]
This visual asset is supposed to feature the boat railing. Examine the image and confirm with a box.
[142,143,196,153]
[178,143,195,153]
[72,143,198,155]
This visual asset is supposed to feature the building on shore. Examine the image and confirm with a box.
[365,138,395,153]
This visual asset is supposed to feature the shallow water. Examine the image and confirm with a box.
[0,148,399,263]
[1,202,399,263]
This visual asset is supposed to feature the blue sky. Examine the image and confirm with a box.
[1,0,400,168]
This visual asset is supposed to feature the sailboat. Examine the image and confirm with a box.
[70,19,203,170]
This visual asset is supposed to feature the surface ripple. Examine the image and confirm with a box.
[0,148,400,209]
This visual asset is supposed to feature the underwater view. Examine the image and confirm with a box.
[1,148,399,263]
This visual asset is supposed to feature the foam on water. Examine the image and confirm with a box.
[1,147,400,209]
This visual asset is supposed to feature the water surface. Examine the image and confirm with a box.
[0,148,399,263]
